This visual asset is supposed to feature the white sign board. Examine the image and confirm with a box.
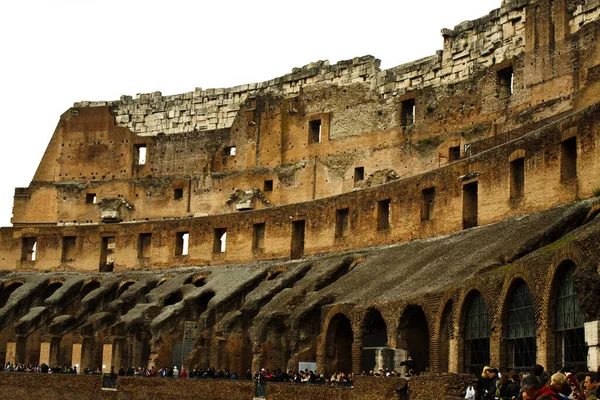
[298,362,317,372]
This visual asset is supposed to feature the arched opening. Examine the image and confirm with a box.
[552,261,587,371]
[324,313,354,374]
[0,281,23,308]
[505,280,536,372]
[439,300,453,373]
[360,308,390,373]
[80,280,101,301]
[463,291,490,374]
[40,281,63,303]
[397,305,429,374]
[117,281,136,298]
[164,290,183,306]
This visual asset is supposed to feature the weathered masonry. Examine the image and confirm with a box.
[1,0,600,396]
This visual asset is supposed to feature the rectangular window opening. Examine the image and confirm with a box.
[560,137,577,182]
[86,193,97,204]
[61,236,76,263]
[291,220,305,260]
[175,232,189,256]
[173,188,184,200]
[253,223,265,251]
[354,167,365,184]
[263,180,273,192]
[135,145,147,165]
[421,188,436,221]
[100,236,115,272]
[498,67,514,99]
[401,99,416,127]
[510,158,525,199]
[308,119,322,143]
[213,228,227,253]
[463,182,478,229]
[377,199,391,231]
[449,146,461,163]
[223,146,237,156]
[138,233,152,260]
[21,237,37,262]
[335,208,350,238]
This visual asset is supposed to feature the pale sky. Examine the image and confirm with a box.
[0,0,501,227]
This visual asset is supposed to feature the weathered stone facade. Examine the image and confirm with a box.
[1,0,600,398]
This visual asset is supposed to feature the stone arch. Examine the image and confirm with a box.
[397,304,430,374]
[261,316,290,372]
[117,279,137,299]
[0,280,24,308]
[509,149,526,162]
[323,312,354,375]
[498,276,538,371]
[543,256,588,371]
[359,307,391,373]
[457,289,492,374]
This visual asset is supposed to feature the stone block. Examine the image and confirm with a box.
[585,320,600,346]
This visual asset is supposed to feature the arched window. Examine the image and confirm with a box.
[555,265,587,370]
[507,281,536,371]
[464,292,490,374]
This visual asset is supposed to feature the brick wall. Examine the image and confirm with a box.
[0,373,255,400]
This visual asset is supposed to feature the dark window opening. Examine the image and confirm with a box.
[253,223,265,251]
[354,167,365,185]
[510,158,525,199]
[555,265,588,371]
[560,137,577,182]
[164,290,183,306]
[498,67,514,98]
[464,292,491,374]
[86,193,97,204]
[100,236,115,272]
[421,187,435,221]
[377,199,391,231]
[308,119,322,143]
[173,188,184,200]
[138,233,152,260]
[223,146,237,156]
[175,232,189,256]
[264,180,273,192]
[401,99,415,127]
[213,228,227,253]
[291,220,305,260]
[135,144,147,165]
[449,146,461,163]
[463,181,478,229]
[335,208,349,238]
[61,236,76,263]
[21,237,37,262]
[506,281,536,371]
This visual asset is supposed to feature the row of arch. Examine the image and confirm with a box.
[321,258,588,375]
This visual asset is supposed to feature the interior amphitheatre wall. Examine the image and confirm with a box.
[8,0,600,230]
[1,100,599,272]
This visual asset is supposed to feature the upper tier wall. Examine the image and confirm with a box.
[71,0,600,137]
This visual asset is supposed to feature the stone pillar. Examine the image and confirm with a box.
[102,342,113,374]
[351,339,362,374]
[448,338,458,373]
[112,337,127,371]
[39,341,51,366]
[7,335,27,364]
[585,321,600,371]
[79,337,94,372]
[71,335,84,372]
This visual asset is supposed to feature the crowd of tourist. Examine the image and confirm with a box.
[2,362,85,374]
[468,365,599,400]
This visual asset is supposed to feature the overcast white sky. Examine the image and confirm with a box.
[0,0,501,227]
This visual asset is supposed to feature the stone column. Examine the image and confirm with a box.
[351,338,362,374]
[448,338,458,373]
[71,335,83,372]
[585,321,600,370]
[39,334,60,367]
[111,337,128,372]
[102,339,114,374]
[5,333,26,365]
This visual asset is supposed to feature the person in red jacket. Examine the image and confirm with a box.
[180,368,188,379]
[521,375,561,400]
